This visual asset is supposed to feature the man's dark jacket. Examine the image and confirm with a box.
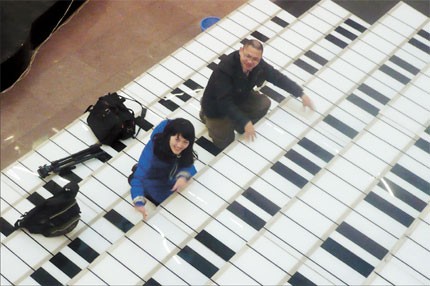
[201,50,304,129]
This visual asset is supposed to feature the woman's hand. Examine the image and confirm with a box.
[301,94,315,110]
[244,121,256,142]
[134,205,148,220]
[172,177,188,192]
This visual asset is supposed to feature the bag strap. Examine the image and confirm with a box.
[119,95,146,138]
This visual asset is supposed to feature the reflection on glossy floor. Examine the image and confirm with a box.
[1,0,429,285]
[0,0,247,170]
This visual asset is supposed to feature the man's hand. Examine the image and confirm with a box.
[135,205,148,220]
[301,94,315,110]
[244,121,256,142]
[172,177,188,192]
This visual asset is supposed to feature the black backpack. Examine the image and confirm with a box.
[86,92,146,146]
[14,182,81,237]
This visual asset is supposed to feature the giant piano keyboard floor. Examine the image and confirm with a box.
[1,0,429,285]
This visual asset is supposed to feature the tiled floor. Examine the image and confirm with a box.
[1,0,429,285]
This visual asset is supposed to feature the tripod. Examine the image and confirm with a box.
[37,143,105,178]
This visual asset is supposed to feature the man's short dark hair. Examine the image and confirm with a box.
[243,39,264,52]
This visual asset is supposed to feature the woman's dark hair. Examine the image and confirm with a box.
[153,118,197,166]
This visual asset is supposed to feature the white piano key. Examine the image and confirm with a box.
[389,2,428,29]
[148,208,194,244]
[213,263,258,286]
[404,41,430,66]
[249,0,281,16]
[163,194,211,231]
[372,24,407,46]
[4,231,50,268]
[306,76,345,103]
[204,218,246,253]
[286,62,315,83]
[0,245,33,284]
[207,25,239,47]
[277,155,314,182]
[382,15,417,37]
[211,155,255,189]
[292,20,324,42]
[90,254,142,285]
[384,171,429,206]
[360,32,396,56]
[183,40,218,63]
[181,180,227,216]
[135,73,170,98]
[321,68,359,93]
[69,269,107,286]
[241,3,272,23]
[36,261,71,285]
[355,131,401,164]
[307,10,339,33]
[3,163,41,194]
[337,99,376,124]
[280,29,313,50]
[402,84,430,111]
[232,246,286,285]
[256,24,278,40]
[342,144,388,177]
[225,142,270,174]
[255,119,297,149]
[409,220,430,251]
[351,39,387,64]
[397,46,428,71]
[268,214,321,254]
[148,64,184,88]
[378,256,429,285]
[195,167,242,202]
[195,33,229,56]
[367,119,413,151]
[90,216,125,243]
[109,237,160,280]
[396,154,430,189]
[160,56,195,80]
[235,194,272,222]
[66,119,98,146]
[79,177,120,210]
[284,199,335,237]
[264,44,293,69]
[327,156,374,191]
[389,96,429,127]
[300,184,349,222]
[336,55,373,81]
[268,108,309,137]
[405,144,430,170]
[368,274,394,285]
[293,260,342,285]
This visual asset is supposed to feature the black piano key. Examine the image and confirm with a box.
[271,162,308,188]
[0,217,15,237]
[288,271,317,286]
[31,267,62,286]
[335,26,357,41]
[227,201,266,231]
[207,62,218,71]
[298,137,334,163]
[336,222,388,260]
[391,164,430,196]
[195,229,235,261]
[50,252,82,278]
[344,18,366,33]
[293,58,318,74]
[364,192,414,227]
[158,99,180,112]
[389,55,420,75]
[59,170,82,184]
[183,79,203,91]
[171,88,191,102]
[418,29,430,40]
[260,85,285,103]
[68,238,99,263]
[425,126,430,135]
[177,245,219,278]
[195,136,222,156]
[347,93,379,116]
[251,30,269,43]
[321,237,374,277]
[377,178,427,212]
[137,119,155,132]
[285,149,321,175]
[271,16,289,28]
[43,180,63,195]
[27,192,45,206]
[325,34,348,49]
[144,278,162,286]
[323,115,358,139]
[415,138,429,153]
[358,83,390,105]
[409,37,430,54]
[104,209,134,233]
[242,187,281,216]
[110,141,127,153]
[304,50,328,66]
[379,64,411,85]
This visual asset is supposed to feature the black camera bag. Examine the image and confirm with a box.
[86,92,145,146]
[14,182,81,237]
